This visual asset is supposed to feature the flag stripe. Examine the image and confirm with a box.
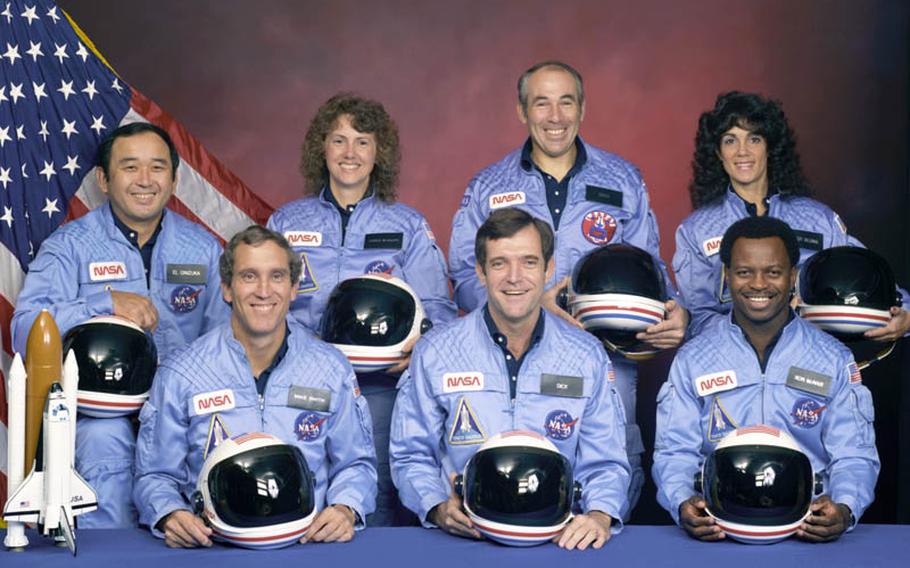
[0,0,274,505]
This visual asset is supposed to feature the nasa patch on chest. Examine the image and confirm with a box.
[694,370,737,397]
[89,261,127,282]
[192,389,236,416]
[701,236,723,257]
[489,191,526,209]
[443,372,484,393]
[284,231,322,247]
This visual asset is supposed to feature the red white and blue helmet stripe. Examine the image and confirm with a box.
[569,293,666,332]
[76,390,148,418]
[210,521,312,550]
[333,346,406,374]
[799,304,890,335]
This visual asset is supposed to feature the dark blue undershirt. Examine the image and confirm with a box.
[482,305,546,401]
[111,207,163,287]
[730,186,777,217]
[255,324,290,396]
[733,309,795,372]
[323,186,373,245]
[520,138,587,230]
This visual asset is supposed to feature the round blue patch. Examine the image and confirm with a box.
[294,412,327,441]
[169,285,201,313]
[364,260,394,275]
[791,398,826,428]
[544,410,578,440]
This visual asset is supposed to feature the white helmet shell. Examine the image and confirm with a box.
[702,425,816,544]
[461,430,575,547]
[196,433,317,549]
[322,275,427,373]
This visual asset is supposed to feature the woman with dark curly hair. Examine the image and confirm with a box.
[267,93,455,526]
[674,91,909,337]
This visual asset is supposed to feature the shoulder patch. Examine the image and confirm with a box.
[192,389,235,416]
[702,236,723,257]
[449,397,486,445]
[848,362,862,384]
[581,210,617,245]
[285,231,322,247]
[489,191,526,209]
[202,414,231,461]
[89,261,127,281]
[443,372,484,393]
[707,397,737,442]
[297,252,318,293]
[695,370,737,397]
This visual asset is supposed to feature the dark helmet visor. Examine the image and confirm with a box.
[62,321,157,396]
[208,445,315,529]
[571,244,667,301]
[799,247,898,311]
[464,447,574,527]
[320,278,416,347]
[704,444,813,527]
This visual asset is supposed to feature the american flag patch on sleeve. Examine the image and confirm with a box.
[848,362,862,384]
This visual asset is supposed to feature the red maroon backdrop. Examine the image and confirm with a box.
[57,0,910,523]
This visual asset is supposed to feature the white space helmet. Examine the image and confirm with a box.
[62,316,158,417]
[696,425,822,544]
[319,275,431,373]
[193,433,317,550]
[454,430,579,546]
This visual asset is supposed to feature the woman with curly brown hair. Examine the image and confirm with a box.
[267,93,455,526]
[673,91,909,337]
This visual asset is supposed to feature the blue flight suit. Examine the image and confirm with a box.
[674,190,910,336]
[448,138,675,512]
[11,204,228,527]
[390,308,631,526]
[133,319,377,536]
[267,190,455,526]
[653,314,879,526]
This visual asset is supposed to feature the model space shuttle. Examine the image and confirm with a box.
[3,310,97,555]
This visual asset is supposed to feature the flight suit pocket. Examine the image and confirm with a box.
[851,387,875,447]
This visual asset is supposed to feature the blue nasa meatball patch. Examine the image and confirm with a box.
[294,412,328,441]
[364,260,394,275]
[544,410,578,440]
[791,398,826,429]
[169,285,202,313]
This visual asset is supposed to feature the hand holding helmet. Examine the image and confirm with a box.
[193,433,317,550]
[453,431,581,547]
[798,246,904,368]
[568,244,672,360]
[694,425,823,544]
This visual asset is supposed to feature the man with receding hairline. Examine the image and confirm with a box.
[393,208,630,550]
[448,60,687,516]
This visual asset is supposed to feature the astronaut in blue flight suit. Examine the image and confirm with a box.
[12,123,229,528]
[392,208,630,550]
[674,91,910,337]
[654,216,879,542]
[134,225,376,548]
[267,94,455,526]
[447,61,687,514]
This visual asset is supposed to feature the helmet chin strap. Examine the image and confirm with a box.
[855,341,896,371]
[601,337,660,361]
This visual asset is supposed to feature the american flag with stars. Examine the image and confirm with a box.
[0,0,273,503]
